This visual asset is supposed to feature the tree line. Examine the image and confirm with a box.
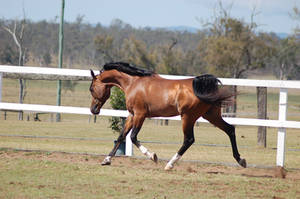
[1,5,300,80]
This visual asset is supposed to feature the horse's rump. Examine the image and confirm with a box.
[192,74,233,105]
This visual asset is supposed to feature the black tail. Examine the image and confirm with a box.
[192,74,233,105]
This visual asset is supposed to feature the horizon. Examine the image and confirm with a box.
[0,0,299,35]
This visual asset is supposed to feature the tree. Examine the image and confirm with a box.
[159,38,184,75]
[200,3,273,78]
[121,36,156,70]
[271,36,300,80]
[0,45,18,64]
[2,18,28,120]
[94,34,115,64]
[199,2,275,147]
[199,3,273,113]
[290,6,300,36]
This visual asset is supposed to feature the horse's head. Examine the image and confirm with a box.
[89,70,111,115]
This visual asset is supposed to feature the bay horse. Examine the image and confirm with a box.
[89,62,246,170]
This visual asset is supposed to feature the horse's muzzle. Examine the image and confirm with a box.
[90,103,101,115]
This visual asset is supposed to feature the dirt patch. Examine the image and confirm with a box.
[1,149,300,180]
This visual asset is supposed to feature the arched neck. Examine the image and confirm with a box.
[100,70,132,91]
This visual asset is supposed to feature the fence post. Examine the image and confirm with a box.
[125,130,133,156]
[0,73,2,119]
[276,88,288,167]
[257,87,267,148]
[0,72,2,103]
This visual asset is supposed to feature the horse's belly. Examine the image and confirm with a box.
[147,104,179,118]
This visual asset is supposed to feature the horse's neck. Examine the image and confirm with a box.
[102,70,132,91]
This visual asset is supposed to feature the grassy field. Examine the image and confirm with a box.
[0,78,300,198]
[0,119,300,168]
[1,150,300,199]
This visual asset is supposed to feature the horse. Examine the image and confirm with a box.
[89,62,246,170]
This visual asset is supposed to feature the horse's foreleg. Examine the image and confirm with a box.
[130,114,158,163]
[101,115,133,166]
[130,127,158,163]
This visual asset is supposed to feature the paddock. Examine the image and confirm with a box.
[0,65,300,198]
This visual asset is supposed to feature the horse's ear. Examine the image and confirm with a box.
[90,70,96,79]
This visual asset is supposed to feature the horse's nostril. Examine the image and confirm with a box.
[91,104,98,114]
[91,103,101,115]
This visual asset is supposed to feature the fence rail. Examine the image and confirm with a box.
[1,65,300,167]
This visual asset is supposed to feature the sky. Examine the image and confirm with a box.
[0,0,299,34]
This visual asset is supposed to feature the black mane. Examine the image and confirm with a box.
[103,62,154,76]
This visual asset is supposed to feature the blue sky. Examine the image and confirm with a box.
[0,0,299,34]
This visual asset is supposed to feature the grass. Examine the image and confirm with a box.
[0,150,300,199]
[0,119,300,168]
[0,77,300,198]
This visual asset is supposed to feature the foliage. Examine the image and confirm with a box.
[121,36,156,70]
[109,87,126,133]
[0,11,299,80]
[199,3,274,78]
[94,34,115,64]
[110,87,126,110]
[269,36,300,80]
[0,45,18,64]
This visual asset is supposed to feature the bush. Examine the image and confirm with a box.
[109,87,126,133]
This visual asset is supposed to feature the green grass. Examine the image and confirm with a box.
[0,119,300,168]
[0,150,300,199]
[1,78,300,198]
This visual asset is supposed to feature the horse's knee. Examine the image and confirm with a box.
[130,127,140,145]
[117,134,126,142]
[130,134,138,144]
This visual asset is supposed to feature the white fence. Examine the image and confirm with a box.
[1,65,300,167]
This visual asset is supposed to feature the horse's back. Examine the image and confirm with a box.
[130,75,202,117]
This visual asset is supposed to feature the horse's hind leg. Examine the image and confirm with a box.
[101,115,133,165]
[203,106,247,168]
[165,114,196,170]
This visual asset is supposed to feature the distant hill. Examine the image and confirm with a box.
[164,26,199,33]
[275,32,289,39]
[165,26,290,39]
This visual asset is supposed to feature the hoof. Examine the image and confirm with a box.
[239,159,247,168]
[151,153,158,163]
[101,159,111,166]
[164,164,173,171]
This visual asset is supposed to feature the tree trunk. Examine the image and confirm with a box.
[18,47,25,120]
[3,20,27,120]
[257,87,267,148]
[280,63,285,80]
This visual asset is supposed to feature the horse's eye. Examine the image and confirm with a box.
[89,84,94,93]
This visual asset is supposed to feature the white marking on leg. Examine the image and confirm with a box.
[101,156,112,165]
[104,156,111,162]
[165,153,181,170]
[139,145,151,157]
[138,145,158,163]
